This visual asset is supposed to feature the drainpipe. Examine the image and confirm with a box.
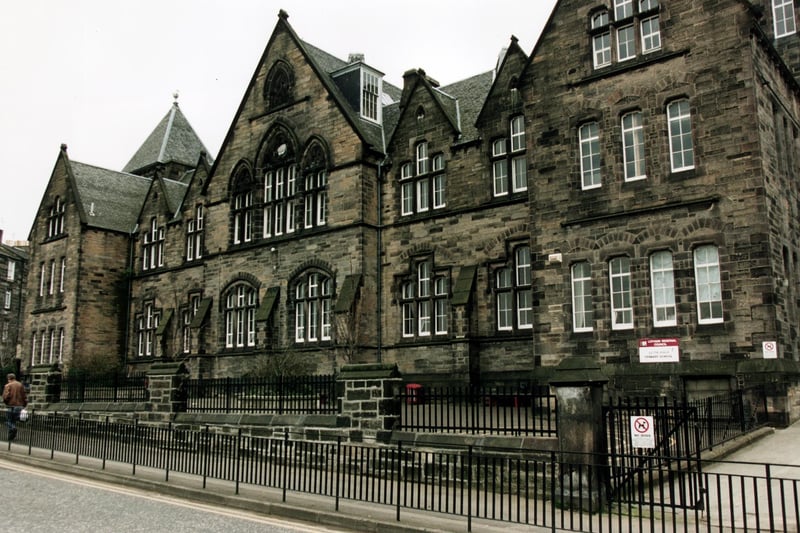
[376,157,387,363]
[123,224,138,367]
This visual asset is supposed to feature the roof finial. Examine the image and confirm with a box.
[278,9,288,20]
[173,91,180,106]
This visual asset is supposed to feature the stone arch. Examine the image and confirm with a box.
[257,122,300,172]
[264,60,295,109]
[301,136,331,173]
[228,160,256,195]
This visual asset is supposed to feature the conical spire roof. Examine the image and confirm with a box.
[123,97,210,174]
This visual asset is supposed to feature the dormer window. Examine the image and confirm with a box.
[362,70,381,123]
[333,60,384,124]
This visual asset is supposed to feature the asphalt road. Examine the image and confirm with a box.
[0,458,347,533]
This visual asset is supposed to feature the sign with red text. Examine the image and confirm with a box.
[638,338,680,363]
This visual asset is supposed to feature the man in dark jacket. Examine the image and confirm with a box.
[3,373,27,441]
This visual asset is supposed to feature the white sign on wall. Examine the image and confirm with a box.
[762,341,778,359]
[639,338,680,363]
[630,416,655,449]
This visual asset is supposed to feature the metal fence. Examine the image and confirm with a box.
[398,383,558,437]
[58,373,148,403]
[185,375,338,415]
[3,412,797,532]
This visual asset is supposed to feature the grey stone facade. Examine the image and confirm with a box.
[17,3,800,395]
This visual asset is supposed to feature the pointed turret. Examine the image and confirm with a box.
[123,94,211,179]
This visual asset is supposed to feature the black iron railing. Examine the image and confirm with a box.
[398,383,557,436]
[185,375,337,414]
[58,373,148,403]
[3,413,797,533]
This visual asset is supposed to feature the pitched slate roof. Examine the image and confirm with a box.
[69,160,152,233]
[123,102,211,174]
[160,178,190,218]
[440,71,494,144]
[0,242,28,262]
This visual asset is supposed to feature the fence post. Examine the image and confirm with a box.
[146,362,189,418]
[338,363,402,442]
[549,356,609,511]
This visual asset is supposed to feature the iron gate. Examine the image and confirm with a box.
[604,397,705,511]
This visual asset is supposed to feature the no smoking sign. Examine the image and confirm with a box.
[630,415,655,449]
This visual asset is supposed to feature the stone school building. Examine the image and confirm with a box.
[18,1,800,400]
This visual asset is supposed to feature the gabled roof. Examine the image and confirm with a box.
[123,101,211,174]
[439,71,494,143]
[160,178,190,218]
[69,160,152,233]
[298,37,400,153]
[0,242,28,262]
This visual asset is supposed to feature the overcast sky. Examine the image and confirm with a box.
[0,0,557,243]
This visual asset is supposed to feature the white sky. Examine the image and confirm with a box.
[0,0,557,243]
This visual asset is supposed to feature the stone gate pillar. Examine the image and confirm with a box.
[337,363,402,442]
[549,356,609,509]
[146,362,189,418]
[26,364,62,408]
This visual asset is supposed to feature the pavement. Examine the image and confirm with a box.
[2,421,799,533]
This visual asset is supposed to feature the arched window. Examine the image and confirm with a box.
[261,130,299,238]
[302,142,329,230]
[231,167,256,245]
[293,271,332,343]
[48,196,65,238]
[265,61,295,109]
[224,284,257,348]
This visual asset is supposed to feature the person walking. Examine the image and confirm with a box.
[3,373,27,441]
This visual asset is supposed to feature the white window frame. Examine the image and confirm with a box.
[402,282,415,338]
[59,257,66,293]
[640,14,661,53]
[774,0,797,38]
[492,140,509,196]
[496,268,513,331]
[579,122,602,190]
[622,111,646,181]
[510,116,526,152]
[400,163,414,216]
[3,290,10,310]
[615,0,633,20]
[592,11,611,69]
[572,262,593,332]
[609,257,634,330]
[616,24,636,62]
[694,245,723,324]
[434,277,448,335]
[516,246,533,329]
[294,272,332,343]
[361,69,381,123]
[650,251,677,327]
[667,100,695,172]
[6,261,14,281]
[416,142,429,175]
